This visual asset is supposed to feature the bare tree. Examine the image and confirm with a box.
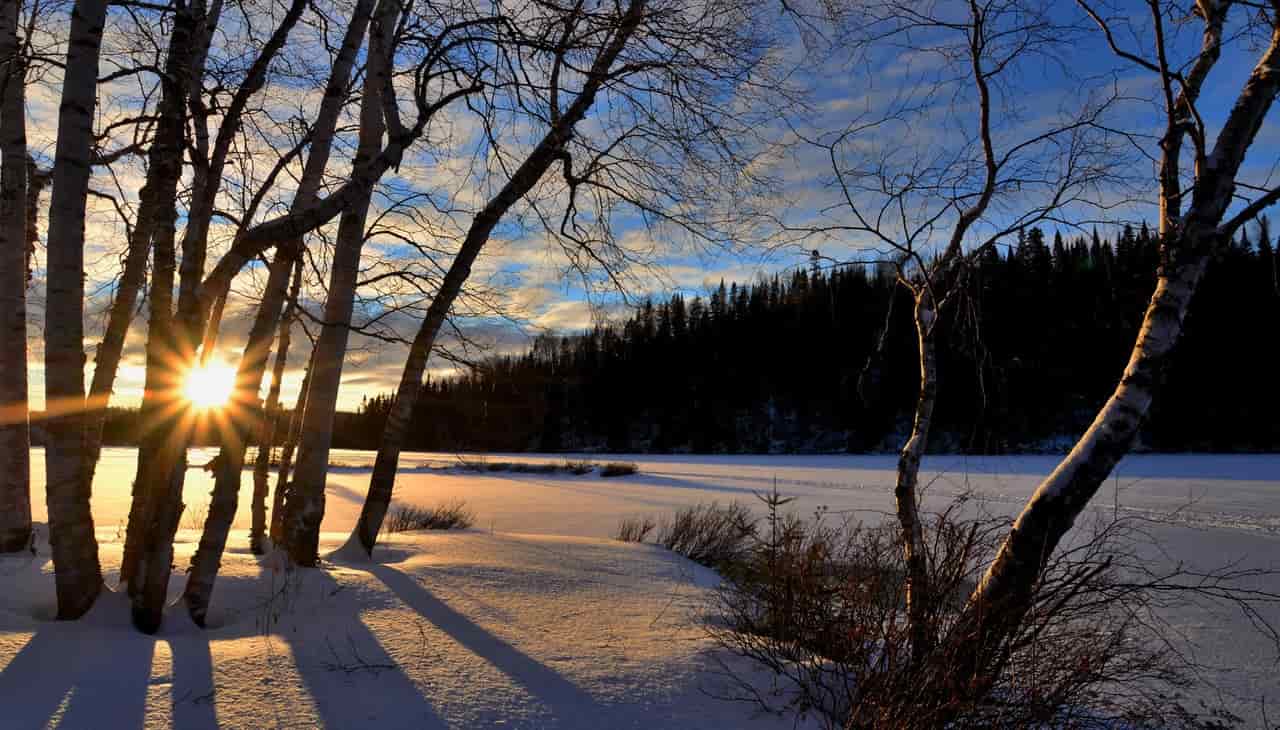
[347,0,652,556]
[794,0,1123,663]
[42,0,109,619]
[947,0,1280,702]
[123,0,210,633]
[347,0,787,556]
[116,0,220,594]
[276,0,400,565]
[250,255,303,554]
[0,0,29,554]
[280,0,504,565]
[81,0,227,492]
[180,0,371,625]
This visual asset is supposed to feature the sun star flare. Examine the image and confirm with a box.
[183,361,237,410]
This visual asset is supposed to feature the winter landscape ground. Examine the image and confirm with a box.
[2,449,1277,728]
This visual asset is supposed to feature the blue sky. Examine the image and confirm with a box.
[19,0,1280,411]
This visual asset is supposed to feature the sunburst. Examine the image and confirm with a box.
[183,361,237,410]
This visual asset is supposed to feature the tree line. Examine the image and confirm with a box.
[350,222,1280,454]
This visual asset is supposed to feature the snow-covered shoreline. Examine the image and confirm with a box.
[4,449,1278,727]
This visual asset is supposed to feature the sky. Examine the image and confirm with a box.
[17,0,1280,412]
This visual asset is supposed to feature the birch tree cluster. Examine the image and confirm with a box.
[0,0,788,630]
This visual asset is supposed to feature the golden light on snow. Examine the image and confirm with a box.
[183,361,237,410]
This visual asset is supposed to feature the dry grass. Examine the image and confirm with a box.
[656,501,756,570]
[562,459,596,475]
[451,456,632,477]
[600,462,639,477]
[384,499,475,532]
[614,516,657,543]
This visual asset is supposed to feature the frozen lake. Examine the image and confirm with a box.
[18,448,1280,723]
[32,447,1280,537]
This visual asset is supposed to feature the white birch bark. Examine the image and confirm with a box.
[250,255,302,554]
[950,8,1280,695]
[283,0,397,566]
[42,0,108,619]
[180,0,375,620]
[892,290,937,662]
[0,0,30,553]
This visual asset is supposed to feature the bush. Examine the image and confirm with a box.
[455,455,489,472]
[600,462,638,477]
[615,516,656,543]
[707,492,1272,729]
[384,499,475,532]
[657,501,756,571]
[562,459,596,475]
[509,462,560,474]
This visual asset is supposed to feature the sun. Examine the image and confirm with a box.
[183,361,237,410]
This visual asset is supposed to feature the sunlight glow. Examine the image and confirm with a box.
[183,361,237,410]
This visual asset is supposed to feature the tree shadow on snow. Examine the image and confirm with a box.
[278,567,449,730]
[167,624,218,729]
[369,564,605,724]
[0,594,156,729]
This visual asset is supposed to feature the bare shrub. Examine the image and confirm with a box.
[657,501,756,570]
[183,501,209,532]
[509,462,559,474]
[563,459,595,475]
[455,455,488,472]
[709,494,1275,729]
[384,500,475,533]
[615,516,656,543]
[600,462,639,477]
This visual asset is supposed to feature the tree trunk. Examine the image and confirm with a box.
[894,290,936,663]
[83,205,152,489]
[250,256,302,554]
[42,0,108,618]
[129,181,187,633]
[947,250,1208,688]
[283,0,395,566]
[948,17,1280,698]
[85,1,224,498]
[183,0,374,618]
[183,248,294,625]
[259,0,375,549]
[0,0,30,554]
[121,3,202,633]
[347,0,650,557]
[271,350,311,542]
[117,1,202,591]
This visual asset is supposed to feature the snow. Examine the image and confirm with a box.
[4,448,1280,727]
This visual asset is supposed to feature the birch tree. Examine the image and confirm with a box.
[122,0,320,632]
[181,0,376,620]
[278,0,515,565]
[945,0,1280,700]
[794,0,1125,664]
[42,0,109,619]
[344,0,780,555]
[0,0,29,554]
[81,0,226,491]
[249,256,303,554]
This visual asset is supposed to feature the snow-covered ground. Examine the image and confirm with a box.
[4,449,1280,727]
